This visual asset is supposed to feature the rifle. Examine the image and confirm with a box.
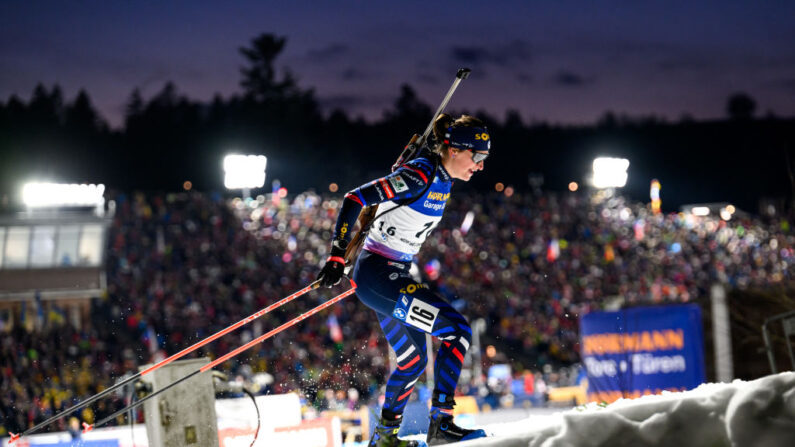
[343,68,471,265]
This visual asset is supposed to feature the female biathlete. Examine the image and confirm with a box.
[318,114,491,446]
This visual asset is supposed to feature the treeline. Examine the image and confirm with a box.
[1,33,793,212]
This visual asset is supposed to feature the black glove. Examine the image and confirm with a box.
[318,240,347,288]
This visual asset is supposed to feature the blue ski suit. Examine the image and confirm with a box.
[331,149,472,416]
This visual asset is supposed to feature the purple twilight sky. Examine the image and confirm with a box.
[1,0,794,128]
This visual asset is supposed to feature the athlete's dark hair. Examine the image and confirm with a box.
[431,114,486,155]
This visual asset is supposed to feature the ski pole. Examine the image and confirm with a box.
[9,279,322,444]
[81,279,357,434]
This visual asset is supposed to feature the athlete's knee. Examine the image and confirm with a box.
[436,321,472,352]
[456,325,472,352]
[459,324,472,349]
[452,321,472,352]
[413,354,428,373]
[397,350,427,376]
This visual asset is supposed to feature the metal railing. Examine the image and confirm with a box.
[761,309,795,373]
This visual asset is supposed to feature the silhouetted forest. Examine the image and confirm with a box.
[1,33,793,213]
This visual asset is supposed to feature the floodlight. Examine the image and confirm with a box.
[22,182,105,208]
[223,154,267,190]
[691,207,710,217]
[591,157,629,189]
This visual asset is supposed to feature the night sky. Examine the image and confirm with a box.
[1,1,794,128]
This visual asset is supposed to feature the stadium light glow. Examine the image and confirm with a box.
[22,182,105,208]
[223,154,267,190]
[720,204,736,221]
[591,157,629,189]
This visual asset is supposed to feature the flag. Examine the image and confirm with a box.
[604,244,615,262]
[142,322,158,354]
[48,305,66,325]
[20,300,28,330]
[35,292,45,328]
[327,315,343,343]
[547,239,560,262]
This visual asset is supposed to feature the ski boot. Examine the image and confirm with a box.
[426,392,487,445]
[369,413,420,447]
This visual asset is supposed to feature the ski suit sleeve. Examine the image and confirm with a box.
[331,158,434,245]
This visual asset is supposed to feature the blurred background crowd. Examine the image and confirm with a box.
[2,188,793,435]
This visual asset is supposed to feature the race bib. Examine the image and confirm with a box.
[405,298,439,332]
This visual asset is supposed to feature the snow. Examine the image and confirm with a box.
[404,372,795,447]
[4,372,794,447]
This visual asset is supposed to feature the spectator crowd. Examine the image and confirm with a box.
[2,188,793,436]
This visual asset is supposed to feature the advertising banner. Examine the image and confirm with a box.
[580,304,706,403]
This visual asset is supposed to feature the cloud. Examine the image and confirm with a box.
[451,46,490,65]
[449,40,532,69]
[772,77,795,93]
[317,94,387,111]
[318,94,364,110]
[516,73,533,85]
[656,55,711,72]
[552,70,595,87]
[415,72,440,85]
[306,43,349,62]
[340,67,370,81]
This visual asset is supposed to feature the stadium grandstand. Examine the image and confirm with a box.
[2,187,793,439]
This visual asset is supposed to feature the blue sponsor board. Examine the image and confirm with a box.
[580,304,705,402]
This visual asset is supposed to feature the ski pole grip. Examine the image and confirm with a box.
[457,68,471,79]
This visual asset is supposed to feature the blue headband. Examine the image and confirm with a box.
[444,126,491,153]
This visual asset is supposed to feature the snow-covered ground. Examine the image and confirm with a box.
[405,371,795,447]
[4,372,794,447]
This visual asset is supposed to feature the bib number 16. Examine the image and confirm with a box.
[406,299,439,332]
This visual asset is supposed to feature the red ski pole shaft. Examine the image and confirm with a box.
[9,279,321,444]
[82,280,356,434]
[141,279,321,375]
[200,280,357,372]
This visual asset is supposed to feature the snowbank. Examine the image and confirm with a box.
[437,371,795,447]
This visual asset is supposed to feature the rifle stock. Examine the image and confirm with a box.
[344,204,377,265]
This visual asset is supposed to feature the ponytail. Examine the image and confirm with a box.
[432,114,455,155]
